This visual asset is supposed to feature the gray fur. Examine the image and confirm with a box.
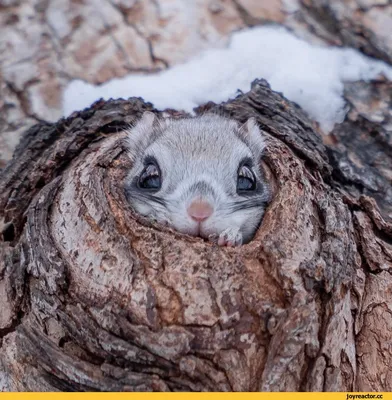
[124,111,269,245]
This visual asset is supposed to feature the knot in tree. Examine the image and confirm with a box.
[1,79,392,391]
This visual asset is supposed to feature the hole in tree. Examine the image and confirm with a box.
[2,223,15,242]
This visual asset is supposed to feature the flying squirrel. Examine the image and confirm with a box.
[124,111,270,246]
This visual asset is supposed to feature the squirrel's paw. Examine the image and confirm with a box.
[217,228,243,247]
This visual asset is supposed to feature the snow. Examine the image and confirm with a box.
[63,25,392,132]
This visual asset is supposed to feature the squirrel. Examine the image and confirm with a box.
[124,111,269,246]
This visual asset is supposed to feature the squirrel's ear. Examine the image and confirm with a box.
[138,111,156,128]
[238,117,265,155]
[126,111,166,162]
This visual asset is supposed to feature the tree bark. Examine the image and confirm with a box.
[1,77,391,392]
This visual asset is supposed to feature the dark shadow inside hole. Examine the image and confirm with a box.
[2,222,15,242]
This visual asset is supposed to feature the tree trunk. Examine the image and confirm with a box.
[1,76,391,391]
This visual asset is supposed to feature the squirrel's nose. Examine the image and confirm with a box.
[187,199,213,222]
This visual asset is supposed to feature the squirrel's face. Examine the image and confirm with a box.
[125,112,269,246]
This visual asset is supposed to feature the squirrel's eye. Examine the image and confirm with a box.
[138,163,161,190]
[237,165,256,192]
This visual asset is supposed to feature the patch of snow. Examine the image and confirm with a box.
[63,25,392,132]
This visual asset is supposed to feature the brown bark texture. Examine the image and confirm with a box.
[0,74,392,391]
